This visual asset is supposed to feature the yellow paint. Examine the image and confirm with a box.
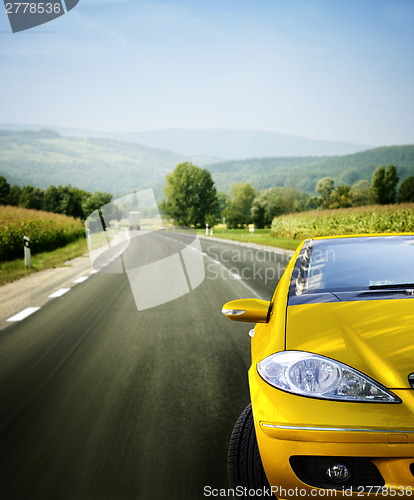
[222,298,271,323]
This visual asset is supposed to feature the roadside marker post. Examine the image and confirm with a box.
[24,236,31,269]
[206,224,209,236]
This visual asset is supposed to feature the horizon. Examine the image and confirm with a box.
[3,123,414,161]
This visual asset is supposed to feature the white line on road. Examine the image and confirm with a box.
[6,307,41,322]
[73,276,89,283]
[49,288,70,298]
[202,251,265,300]
[230,272,242,280]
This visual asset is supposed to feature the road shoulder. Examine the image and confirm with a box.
[0,255,93,330]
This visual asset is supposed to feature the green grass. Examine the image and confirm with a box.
[203,228,300,250]
[0,237,88,286]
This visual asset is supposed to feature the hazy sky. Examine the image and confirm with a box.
[1,0,413,145]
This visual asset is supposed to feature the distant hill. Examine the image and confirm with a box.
[0,123,371,159]
[1,129,413,198]
[207,145,414,194]
[105,129,372,159]
[0,129,186,196]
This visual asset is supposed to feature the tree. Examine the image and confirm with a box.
[8,185,22,206]
[372,165,399,204]
[315,177,335,208]
[398,176,414,203]
[82,191,114,219]
[44,185,88,219]
[223,183,257,229]
[216,192,230,221]
[70,187,89,219]
[43,185,60,213]
[161,162,218,227]
[351,180,372,206]
[384,164,399,203]
[19,185,44,210]
[0,175,10,205]
[328,184,352,209]
[251,187,285,228]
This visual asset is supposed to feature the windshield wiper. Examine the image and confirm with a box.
[369,283,414,290]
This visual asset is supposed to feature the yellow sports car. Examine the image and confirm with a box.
[222,234,414,498]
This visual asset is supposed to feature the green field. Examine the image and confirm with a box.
[271,203,414,239]
[0,205,85,262]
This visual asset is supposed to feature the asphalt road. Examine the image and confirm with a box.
[0,236,292,500]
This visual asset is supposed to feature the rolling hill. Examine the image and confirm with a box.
[0,123,370,159]
[0,129,413,198]
[207,146,414,194]
[0,129,186,196]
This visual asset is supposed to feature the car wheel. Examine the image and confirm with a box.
[228,403,274,498]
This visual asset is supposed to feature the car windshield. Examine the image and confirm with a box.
[295,235,414,295]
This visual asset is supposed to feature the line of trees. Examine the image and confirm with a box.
[161,163,414,229]
[316,165,414,210]
[3,161,412,231]
[0,175,114,220]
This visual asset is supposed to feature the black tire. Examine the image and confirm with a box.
[228,404,275,499]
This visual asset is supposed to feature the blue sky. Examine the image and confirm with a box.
[0,0,413,145]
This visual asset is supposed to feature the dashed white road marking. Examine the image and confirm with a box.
[73,276,89,283]
[202,251,265,300]
[4,267,99,325]
[49,288,70,298]
[6,307,41,322]
[230,272,242,280]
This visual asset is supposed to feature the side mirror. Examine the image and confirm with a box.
[221,298,271,323]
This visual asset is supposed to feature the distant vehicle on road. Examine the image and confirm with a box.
[222,233,414,498]
[128,211,141,231]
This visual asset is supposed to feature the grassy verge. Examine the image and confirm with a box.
[0,237,88,286]
[202,228,300,251]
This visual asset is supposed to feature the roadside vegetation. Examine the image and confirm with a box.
[203,228,300,250]
[163,162,414,249]
[0,174,115,221]
[0,205,85,262]
[162,162,414,232]
[271,203,414,240]
[0,237,88,286]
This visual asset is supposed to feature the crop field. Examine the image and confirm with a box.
[0,205,85,262]
[271,203,414,240]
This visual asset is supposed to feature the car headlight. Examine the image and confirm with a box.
[257,351,401,403]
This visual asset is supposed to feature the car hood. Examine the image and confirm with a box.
[285,298,414,389]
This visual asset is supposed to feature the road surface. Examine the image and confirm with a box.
[0,235,292,500]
